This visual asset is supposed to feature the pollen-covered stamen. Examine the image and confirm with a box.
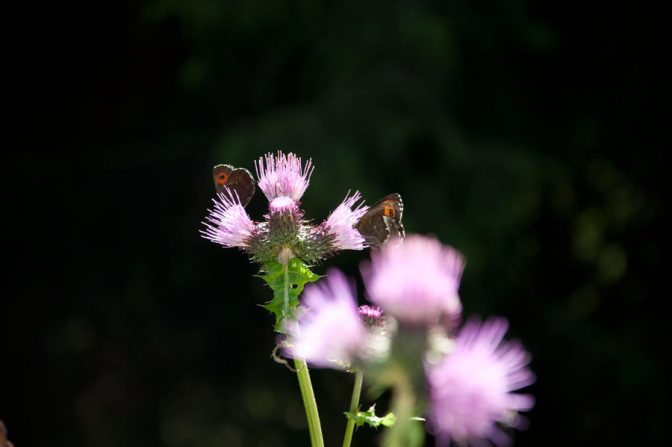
[200,190,257,248]
[255,151,314,201]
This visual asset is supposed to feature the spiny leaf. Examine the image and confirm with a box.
[259,258,320,332]
[344,405,396,429]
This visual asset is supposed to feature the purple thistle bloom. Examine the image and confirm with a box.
[362,235,465,325]
[285,269,367,369]
[255,151,314,202]
[324,191,369,251]
[201,191,257,248]
[358,304,385,327]
[428,318,535,446]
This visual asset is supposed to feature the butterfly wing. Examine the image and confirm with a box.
[0,420,12,447]
[212,164,256,207]
[355,193,404,248]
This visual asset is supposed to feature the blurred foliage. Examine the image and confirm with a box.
[2,0,669,446]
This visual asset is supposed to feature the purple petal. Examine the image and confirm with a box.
[255,151,314,201]
[324,191,369,251]
[201,190,256,248]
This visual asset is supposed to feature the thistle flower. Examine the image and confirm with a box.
[358,304,385,328]
[427,318,535,446]
[323,191,369,251]
[362,235,465,325]
[201,191,257,248]
[285,269,367,368]
[255,151,314,202]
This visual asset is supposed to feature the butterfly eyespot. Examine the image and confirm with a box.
[216,173,230,184]
[291,283,298,289]
[383,206,396,218]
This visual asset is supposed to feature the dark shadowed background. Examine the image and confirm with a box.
[2,1,669,446]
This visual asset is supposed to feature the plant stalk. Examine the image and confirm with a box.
[381,366,422,447]
[284,262,324,447]
[342,370,364,447]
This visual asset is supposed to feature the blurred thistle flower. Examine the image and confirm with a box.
[255,151,314,202]
[200,190,256,248]
[362,234,465,325]
[201,151,369,265]
[284,269,368,368]
[427,318,535,446]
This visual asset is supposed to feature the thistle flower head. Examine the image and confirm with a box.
[201,191,257,248]
[324,191,369,251]
[428,317,535,446]
[255,151,314,202]
[362,234,465,325]
[266,196,303,241]
[358,304,385,328]
[284,269,367,368]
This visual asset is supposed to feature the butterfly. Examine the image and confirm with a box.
[356,193,405,248]
[212,164,256,207]
[0,420,14,447]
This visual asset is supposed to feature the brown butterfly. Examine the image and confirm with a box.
[356,193,405,248]
[0,420,14,447]
[212,164,256,207]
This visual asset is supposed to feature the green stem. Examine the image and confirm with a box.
[342,371,364,447]
[283,260,291,318]
[381,366,420,447]
[295,358,324,447]
[284,261,324,447]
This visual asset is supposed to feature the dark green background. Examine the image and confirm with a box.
[3,1,669,446]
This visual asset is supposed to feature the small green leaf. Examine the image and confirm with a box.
[344,405,396,429]
[259,258,320,332]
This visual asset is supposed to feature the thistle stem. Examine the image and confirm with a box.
[284,261,324,447]
[342,370,364,447]
[381,366,421,447]
[283,259,291,316]
[295,358,324,447]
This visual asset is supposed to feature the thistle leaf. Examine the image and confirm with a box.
[344,405,396,428]
[260,258,320,332]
